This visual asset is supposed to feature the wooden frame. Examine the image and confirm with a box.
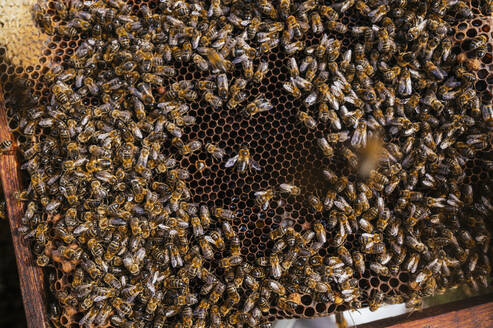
[358,293,493,328]
[0,84,48,328]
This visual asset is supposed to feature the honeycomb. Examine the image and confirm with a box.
[0,0,492,326]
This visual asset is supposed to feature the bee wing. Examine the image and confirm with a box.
[279,183,290,193]
[204,235,215,244]
[225,155,239,167]
[254,190,267,196]
[271,263,281,279]
[93,295,109,302]
[249,159,261,171]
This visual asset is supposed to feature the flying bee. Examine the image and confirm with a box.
[255,189,275,210]
[225,147,260,173]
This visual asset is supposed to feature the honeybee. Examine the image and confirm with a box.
[173,138,202,156]
[193,54,209,71]
[203,48,231,72]
[203,91,223,108]
[326,21,348,34]
[225,147,261,173]
[244,97,273,116]
[285,16,301,39]
[199,236,214,260]
[309,194,323,212]
[342,148,358,169]
[206,143,226,161]
[314,223,327,244]
[255,189,275,210]
[214,207,236,220]
[279,183,301,196]
[482,104,493,127]
[283,81,302,98]
[298,111,317,129]
[254,61,269,83]
[219,255,243,268]
[265,279,285,295]
[216,73,228,98]
[0,140,12,153]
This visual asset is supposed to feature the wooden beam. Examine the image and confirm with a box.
[0,84,48,328]
[358,293,493,328]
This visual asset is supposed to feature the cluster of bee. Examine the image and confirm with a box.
[15,0,492,326]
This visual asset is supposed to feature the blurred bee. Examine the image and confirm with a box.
[225,147,261,173]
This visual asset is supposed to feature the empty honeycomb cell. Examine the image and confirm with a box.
[315,303,326,313]
[304,307,315,317]
[301,295,312,306]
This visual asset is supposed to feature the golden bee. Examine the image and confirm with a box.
[225,146,261,173]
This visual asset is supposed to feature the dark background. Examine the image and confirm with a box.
[0,218,27,327]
